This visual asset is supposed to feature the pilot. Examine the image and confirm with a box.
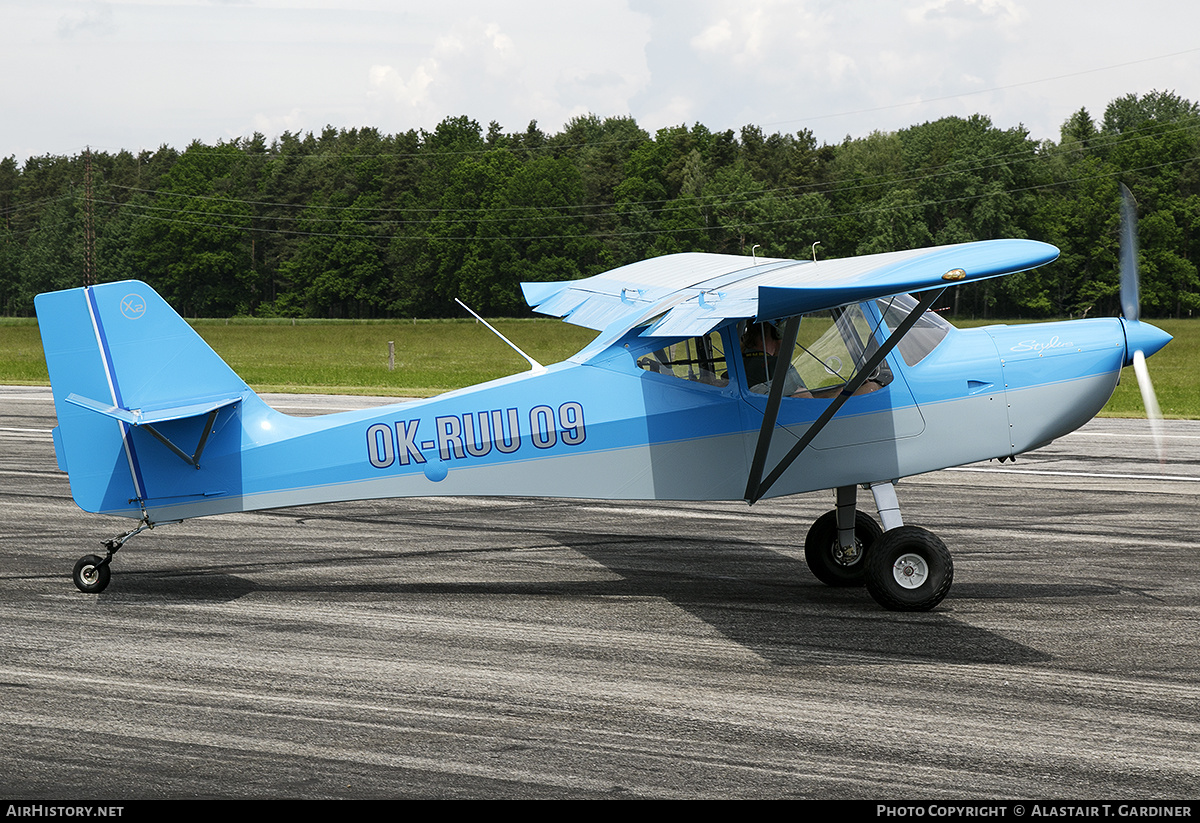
[741,321,812,397]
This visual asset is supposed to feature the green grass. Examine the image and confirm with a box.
[0,318,51,385]
[191,318,599,396]
[2,315,1196,417]
[0,317,599,398]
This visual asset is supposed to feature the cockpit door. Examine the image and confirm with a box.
[735,302,926,451]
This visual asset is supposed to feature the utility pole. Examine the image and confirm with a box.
[83,147,96,287]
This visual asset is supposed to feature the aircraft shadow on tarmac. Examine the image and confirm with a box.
[548,531,1063,667]
[85,520,1103,668]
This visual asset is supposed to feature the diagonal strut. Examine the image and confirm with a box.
[744,289,943,504]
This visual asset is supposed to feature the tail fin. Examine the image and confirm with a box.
[36,281,252,518]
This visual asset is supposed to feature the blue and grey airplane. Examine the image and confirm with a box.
[35,189,1170,610]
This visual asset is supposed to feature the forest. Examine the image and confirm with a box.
[2,89,1198,321]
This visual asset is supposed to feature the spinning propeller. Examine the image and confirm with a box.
[1118,183,1167,461]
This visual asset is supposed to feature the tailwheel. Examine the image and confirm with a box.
[71,520,150,594]
[72,554,111,594]
[804,510,883,587]
[865,526,953,611]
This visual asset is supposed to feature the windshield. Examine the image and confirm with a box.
[790,305,882,391]
[875,294,952,366]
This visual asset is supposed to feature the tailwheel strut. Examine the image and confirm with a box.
[72,521,152,594]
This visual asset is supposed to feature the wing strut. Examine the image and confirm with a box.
[743,289,943,504]
[744,315,801,500]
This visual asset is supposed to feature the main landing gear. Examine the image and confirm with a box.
[70,521,152,594]
[803,483,953,611]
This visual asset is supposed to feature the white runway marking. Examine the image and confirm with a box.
[1069,431,1200,441]
[947,466,1200,482]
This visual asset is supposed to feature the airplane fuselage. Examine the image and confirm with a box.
[92,312,1153,524]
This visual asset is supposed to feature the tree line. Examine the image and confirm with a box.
[2,90,1199,320]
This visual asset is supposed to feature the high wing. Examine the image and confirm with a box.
[522,239,1059,338]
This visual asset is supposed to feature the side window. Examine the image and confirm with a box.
[636,331,730,388]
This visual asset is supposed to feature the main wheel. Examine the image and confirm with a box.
[804,510,883,587]
[72,554,111,594]
[865,526,953,611]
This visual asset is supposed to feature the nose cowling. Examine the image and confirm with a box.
[1121,319,1172,366]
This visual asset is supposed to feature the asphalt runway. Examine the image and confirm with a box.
[2,385,1199,799]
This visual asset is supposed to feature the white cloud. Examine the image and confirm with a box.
[483,22,514,57]
[369,60,440,112]
[2,0,1199,161]
[250,107,309,139]
[55,3,116,38]
[908,0,1027,25]
[363,9,651,134]
[691,18,734,53]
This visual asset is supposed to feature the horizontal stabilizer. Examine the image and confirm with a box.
[65,392,244,426]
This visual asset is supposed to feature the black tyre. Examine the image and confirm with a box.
[73,554,111,594]
[865,526,953,611]
[804,510,883,587]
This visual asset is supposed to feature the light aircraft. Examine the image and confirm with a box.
[35,189,1171,611]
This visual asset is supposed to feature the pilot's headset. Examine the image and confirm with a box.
[740,319,782,348]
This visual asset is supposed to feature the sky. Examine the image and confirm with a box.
[4,0,1200,164]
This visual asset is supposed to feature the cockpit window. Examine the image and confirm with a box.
[742,304,895,398]
[875,294,952,366]
[636,331,729,388]
[791,304,894,393]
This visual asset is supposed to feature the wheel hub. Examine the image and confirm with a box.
[891,552,928,589]
[80,564,99,585]
[833,540,861,566]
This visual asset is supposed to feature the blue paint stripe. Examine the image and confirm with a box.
[85,287,148,501]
